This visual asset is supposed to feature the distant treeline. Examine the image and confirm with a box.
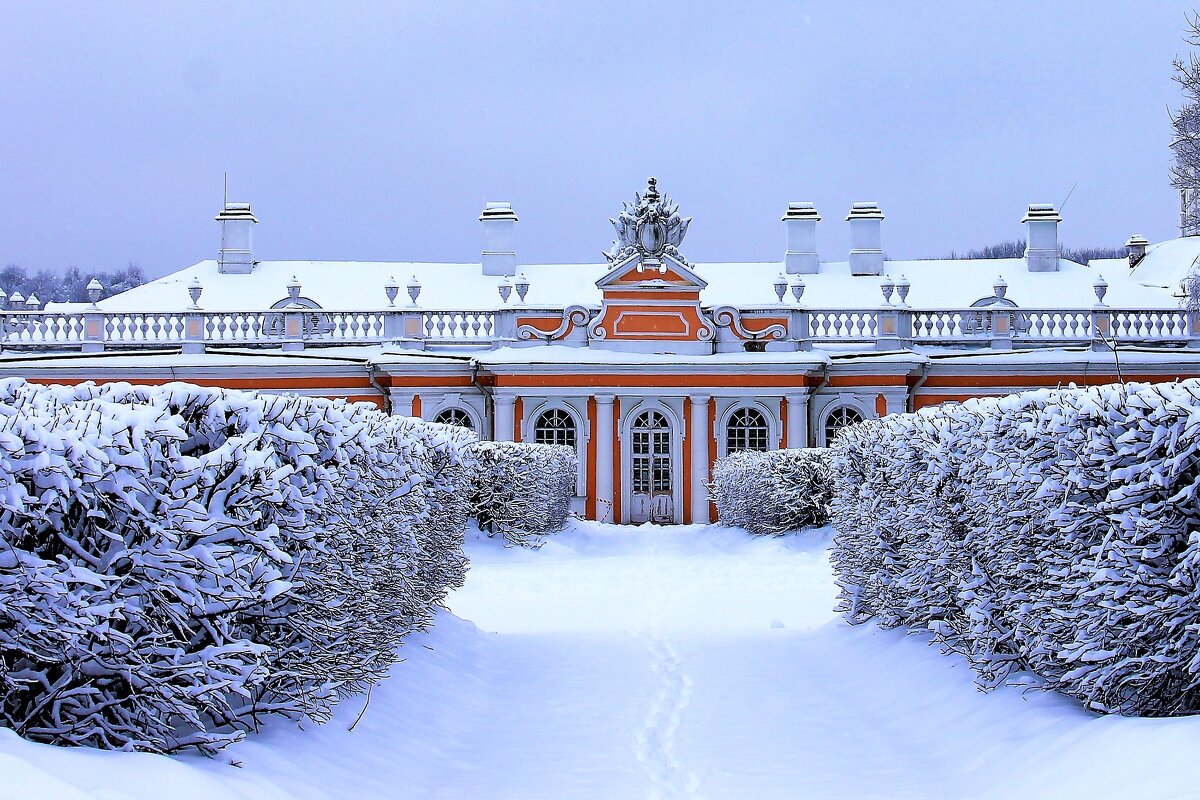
[0,264,147,305]
[943,240,1126,264]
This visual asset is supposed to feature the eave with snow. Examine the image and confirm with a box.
[8,178,1200,525]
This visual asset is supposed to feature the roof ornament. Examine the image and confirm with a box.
[186,277,202,310]
[604,177,692,268]
[88,278,105,308]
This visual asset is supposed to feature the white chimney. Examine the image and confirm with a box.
[783,202,820,274]
[1022,203,1061,273]
[479,201,518,276]
[847,202,884,276]
[1125,234,1149,268]
[216,202,258,274]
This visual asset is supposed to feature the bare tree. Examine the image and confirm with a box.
[1171,13,1200,238]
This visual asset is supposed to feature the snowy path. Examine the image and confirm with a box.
[5,522,1200,799]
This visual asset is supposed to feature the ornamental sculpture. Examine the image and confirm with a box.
[604,177,692,265]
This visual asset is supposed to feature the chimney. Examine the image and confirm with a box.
[216,202,258,274]
[1125,234,1149,268]
[479,201,518,276]
[783,202,820,274]
[1022,203,1061,272]
[847,202,884,276]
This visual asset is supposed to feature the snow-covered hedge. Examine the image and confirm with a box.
[468,441,576,547]
[831,381,1200,716]
[710,448,832,535]
[0,380,475,753]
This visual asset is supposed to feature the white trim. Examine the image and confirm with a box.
[619,396,685,524]
[715,398,782,458]
[426,394,486,436]
[524,397,587,495]
[815,394,873,447]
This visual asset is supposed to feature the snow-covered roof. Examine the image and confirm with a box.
[97,250,1181,313]
[1127,236,1200,292]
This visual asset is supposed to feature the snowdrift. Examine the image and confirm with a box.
[468,441,576,546]
[710,448,832,535]
[0,379,475,753]
[831,380,1200,715]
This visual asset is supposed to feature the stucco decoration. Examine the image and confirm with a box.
[605,177,692,266]
[517,305,592,342]
[710,306,787,341]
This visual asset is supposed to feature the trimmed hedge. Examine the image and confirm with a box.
[0,380,474,752]
[468,441,577,547]
[710,448,833,535]
[831,380,1200,715]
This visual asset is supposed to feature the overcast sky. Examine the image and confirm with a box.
[0,1,1196,277]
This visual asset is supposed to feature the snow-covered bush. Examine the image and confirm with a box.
[831,380,1200,716]
[0,380,474,753]
[710,448,832,535]
[468,441,576,547]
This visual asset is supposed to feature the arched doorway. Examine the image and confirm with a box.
[630,409,673,523]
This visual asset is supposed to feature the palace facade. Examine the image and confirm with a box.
[3,179,1200,524]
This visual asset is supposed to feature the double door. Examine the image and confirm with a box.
[630,410,673,523]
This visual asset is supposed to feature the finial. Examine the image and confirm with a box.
[790,275,806,302]
[87,278,105,308]
[187,277,203,309]
[645,176,659,201]
[880,275,895,305]
[773,272,788,303]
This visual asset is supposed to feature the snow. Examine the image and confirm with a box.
[4,520,1199,799]
[1129,236,1200,290]
[97,251,1180,314]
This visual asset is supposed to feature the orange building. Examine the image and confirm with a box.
[3,180,1200,524]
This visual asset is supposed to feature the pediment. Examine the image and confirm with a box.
[595,252,708,291]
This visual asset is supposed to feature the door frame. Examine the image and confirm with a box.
[619,397,684,524]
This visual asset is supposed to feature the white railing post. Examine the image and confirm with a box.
[282,309,305,352]
[876,307,911,351]
[788,307,811,351]
[494,307,517,348]
[990,309,1013,350]
[1091,308,1112,352]
[1189,309,1200,348]
[182,311,206,354]
[82,312,106,353]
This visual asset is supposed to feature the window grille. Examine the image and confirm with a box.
[726,407,770,453]
[434,407,474,431]
[824,406,864,445]
[534,408,577,449]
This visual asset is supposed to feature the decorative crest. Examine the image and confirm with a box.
[605,177,692,265]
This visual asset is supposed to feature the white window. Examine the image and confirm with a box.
[434,407,474,431]
[726,407,770,453]
[824,406,863,444]
[534,408,576,449]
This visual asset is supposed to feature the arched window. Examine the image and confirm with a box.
[726,407,769,453]
[534,408,577,449]
[824,406,864,444]
[434,407,474,431]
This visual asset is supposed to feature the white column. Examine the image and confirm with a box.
[689,394,711,524]
[494,395,516,442]
[390,391,415,417]
[786,393,809,449]
[594,394,615,522]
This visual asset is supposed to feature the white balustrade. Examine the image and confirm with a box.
[0,305,1193,352]
[809,310,879,341]
[1110,310,1188,341]
[1015,309,1092,341]
[422,310,496,340]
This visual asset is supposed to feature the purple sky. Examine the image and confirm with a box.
[0,1,1195,277]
